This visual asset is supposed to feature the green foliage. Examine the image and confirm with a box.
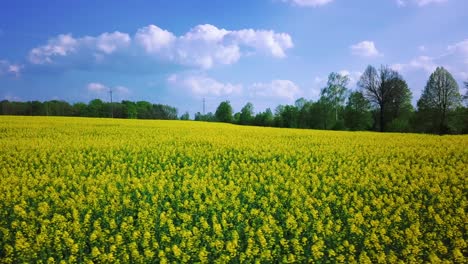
[416,67,461,134]
[253,108,274,127]
[315,73,350,129]
[1,72,467,135]
[215,101,233,123]
[88,99,105,117]
[344,91,372,131]
[274,105,299,128]
[122,100,137,119]
[195,112,215,122]
[358,65,411,132]
[180,112,190,120]
[239,102,254,125]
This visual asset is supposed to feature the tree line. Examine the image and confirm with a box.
[197,66,467,135]
[1,65,467,134]
[0,99,179,120]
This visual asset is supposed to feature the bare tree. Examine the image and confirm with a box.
[358,65,409,132]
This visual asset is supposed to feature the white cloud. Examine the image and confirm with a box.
[135,24,293,69]
[28,24,293,70]
[115,86,131,95]
[166,73,303,112]
[171,24,240,69]
[95,32,131,54]
[282,0,334,7]
[29,31,131,64]
[87,82,108,92]
[350,41,383,58]
[168,74,243,96]
[8,65,22,77]
[397,0,448,7]
[230,29,293,58]
[391,56,437,73]
[392,39,468,77]
[134,25,175,54]
[249,80,301,101]
[447,39,468,64]
[29,34,78,64]
[0,60,22,77]
[86,83,132,100]
[418,45,427,52]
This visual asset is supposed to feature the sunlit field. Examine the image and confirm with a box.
[0,116,466,263]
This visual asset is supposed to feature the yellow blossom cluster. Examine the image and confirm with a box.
[0,116,466,263]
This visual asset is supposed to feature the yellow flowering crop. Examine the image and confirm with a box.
[0,116,466,263]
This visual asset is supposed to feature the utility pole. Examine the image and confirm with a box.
[109,89,113,118]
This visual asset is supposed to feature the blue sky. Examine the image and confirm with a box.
[1,0,467,116]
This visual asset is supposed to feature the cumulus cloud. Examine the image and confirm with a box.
[0,60,22,77]
[95,32,131,54]
[249,80,301,101]
[135,24,293,69]
[397,0,448,7]
[392,56,438,74]
[282,0,334,7]
[29,31,130,64]
[392,39,468,79]
[447,39,468,64]
[350,41,383,58]
[230,29,293,58]
[29,34,78,64]
[168,24,241,68]
[168,74,243,96]
[28,24,293,70]
[134,25,175,54]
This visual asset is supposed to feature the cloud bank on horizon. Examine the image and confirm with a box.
[0,0,466,114]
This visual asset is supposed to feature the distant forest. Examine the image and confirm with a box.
[2,65,467,135]
[0,99,179,120]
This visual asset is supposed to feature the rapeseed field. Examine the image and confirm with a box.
[0,116,466,263]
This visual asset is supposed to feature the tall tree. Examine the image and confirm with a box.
[239,102,254,125]
[215,101,233,123]
[385,78,414,132]
[344,91,372,131]
[417,67,461,134]
[358,65,409,132]
[320,72,350,123]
